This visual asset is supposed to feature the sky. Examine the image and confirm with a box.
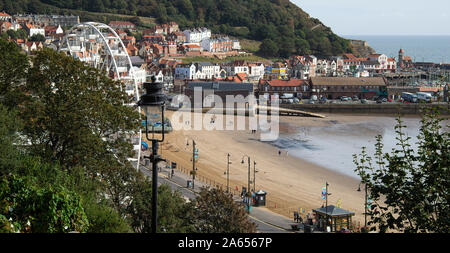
[291,0,450,36]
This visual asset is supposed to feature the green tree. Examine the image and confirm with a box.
[295,38,310,55]
[0,175,89,233]
[258,38,278,58]
[0,39,29,109]
[353,110,450,233]
[185,187,257,233]
[0,105,23,175]
[30,33,46,42]
[83,199,132,233]
[126,174,190,233]
[22,48,140,172]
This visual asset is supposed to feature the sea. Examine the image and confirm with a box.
[270,117,423,179]
[344,35,450,64]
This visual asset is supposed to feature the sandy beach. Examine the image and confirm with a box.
[159,111,397,226]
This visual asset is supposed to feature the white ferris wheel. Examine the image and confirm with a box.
[59,22,144,170]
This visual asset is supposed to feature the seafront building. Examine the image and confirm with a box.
[0,12,446,100]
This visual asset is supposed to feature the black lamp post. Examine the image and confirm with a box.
[324,182,331,231]
[357,182,368,230]
[241,155,251,195]
[253,161,258,192]
[241,155,252,212]
[192,140,198,189]
[137,76,167,234]
[225,153,232,193]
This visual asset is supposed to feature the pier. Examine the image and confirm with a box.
[167,105,326,118]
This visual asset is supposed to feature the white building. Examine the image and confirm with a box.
[175,64,197,80]
[224,65,249,76]
[132,66,147,85]
[232,40,241,50]
[201,37,233,52]
[30,28,45,37]
[183,28,211,43]
[368,54,388,69]
[195,62,221,79]
[0,12,11,21]
[248,63,265,80]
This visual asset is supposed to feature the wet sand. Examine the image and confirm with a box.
[159,112,408,226]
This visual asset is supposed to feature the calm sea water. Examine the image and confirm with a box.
[271,117,422,179]
[344,35,450,64]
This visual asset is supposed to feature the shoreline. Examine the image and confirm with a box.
[160,112,415,226]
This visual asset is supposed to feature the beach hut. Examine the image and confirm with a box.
[312,205,355,232]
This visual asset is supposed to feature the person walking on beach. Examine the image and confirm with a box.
[278,150,281,156]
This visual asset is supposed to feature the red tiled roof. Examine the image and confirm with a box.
[343,53,357,59]
[0,12,11,17]
[144,34,164,38]
[236,73,247,81]
[225,76,242,82]
[45,26,58,32]
[266,79,306,87]
[403,56,412,61]
[185,44,200,48]
[1,21,11,27]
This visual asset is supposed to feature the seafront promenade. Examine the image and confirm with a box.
[139,160,301,233]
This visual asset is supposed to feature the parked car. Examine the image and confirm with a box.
[361,99,368,104]
[341,96,351,101]
[352,96,359,101]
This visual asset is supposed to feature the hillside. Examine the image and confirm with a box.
[0,0,363,58]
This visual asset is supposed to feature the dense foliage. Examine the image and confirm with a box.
[185,187,257,233]
[0,174,89,233]
[353,110,449,233]
[0,0,353,58]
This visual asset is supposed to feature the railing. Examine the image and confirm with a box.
[164,156,365,232]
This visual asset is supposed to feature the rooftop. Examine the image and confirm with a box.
[264,79,307,87]
[312,205,355,217]
[311,77,387,86]
[188,81,253,92]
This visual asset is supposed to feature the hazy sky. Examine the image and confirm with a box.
[291,0,450,35]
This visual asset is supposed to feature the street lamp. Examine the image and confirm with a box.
[357,182,368,231]
[241,155,252,212]
[191,140,198,189]
[253,161,258,192]
[241,155,251,195]
[224,153,232,193]
[323,182,332,231]
[137,75,167,234]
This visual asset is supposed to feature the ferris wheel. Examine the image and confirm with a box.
[59,22,144,170]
